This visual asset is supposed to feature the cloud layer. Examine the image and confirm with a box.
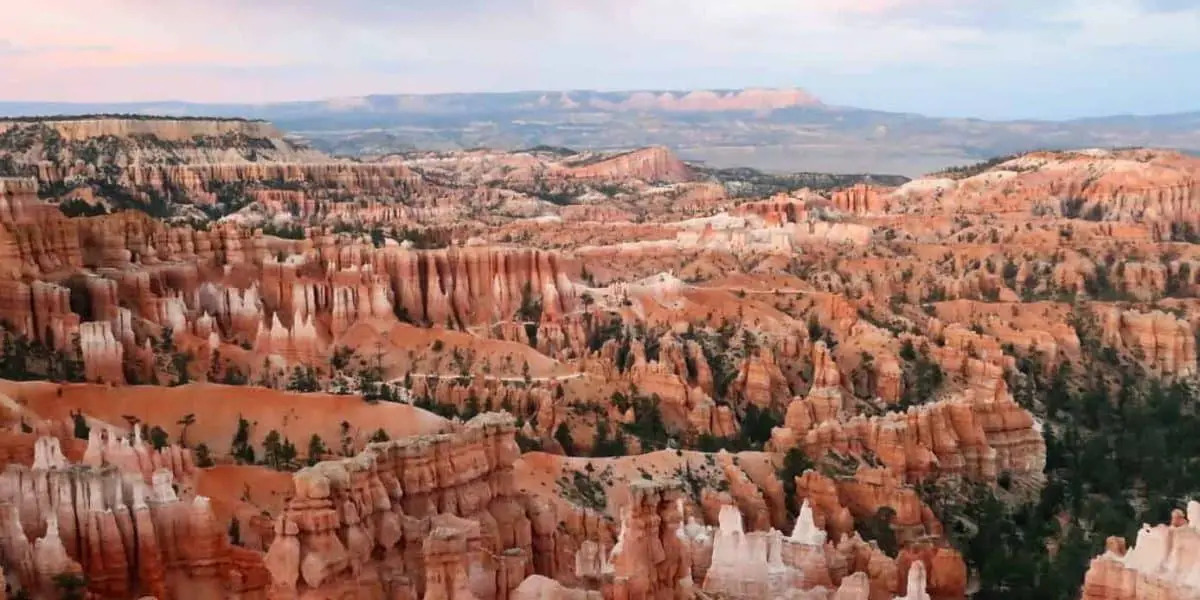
[5,0,1199,118]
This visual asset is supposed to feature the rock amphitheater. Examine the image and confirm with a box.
[0,117,1196,599]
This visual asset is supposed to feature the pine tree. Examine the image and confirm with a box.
[231,416,255,464]
[148,426,169,450]
[554,423,576,455]
[307,434,327,466]
[263,430,284,469]
[71,410,90,440]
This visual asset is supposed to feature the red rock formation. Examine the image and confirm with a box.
[1080,502,1200,599]
[263,412,532,599]
[1095,306,1197,376]
[697,499,936,599]
[511,574,601,600]
[604,479,691,599]
[0,178,43,226]
[0,435,261,600]
[371,247,577,328]
[566,148,692,183]
[734,350,791,411]
[890,149,1200,230]
[896,542,968,599]
[832,185,890,216]
[80,321,125,384]
[772,395,1045,491]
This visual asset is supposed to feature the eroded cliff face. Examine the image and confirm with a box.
[0,206,581,387]
[263,412,532,600]
[1081,502,1200,600]
[889,149,1200,233]
[0,434,260,600]
[772,396,1045,489]
[0,118,282,142]
[1094,306,1197,377]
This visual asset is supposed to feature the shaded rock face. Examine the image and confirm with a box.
[1080,502,1200,600]
[263,412,532,600]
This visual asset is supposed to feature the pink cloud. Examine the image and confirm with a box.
[4,0,283,70]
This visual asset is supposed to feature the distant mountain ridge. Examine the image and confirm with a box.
[2,88,1198,176]
[0,88,824,123]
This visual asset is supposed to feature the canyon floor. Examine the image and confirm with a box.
[0,116,1197,599]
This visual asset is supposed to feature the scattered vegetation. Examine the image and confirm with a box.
[694,165,909,197]
[557,467,609,511]
[924,324,1200,598]
[0,330,86,383]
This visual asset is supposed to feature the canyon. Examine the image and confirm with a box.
[0,116,1197,599]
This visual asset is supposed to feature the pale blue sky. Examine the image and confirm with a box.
[4,0,1199,119]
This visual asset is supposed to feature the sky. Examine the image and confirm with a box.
[4,0,1200,120]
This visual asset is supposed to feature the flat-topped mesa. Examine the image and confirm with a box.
[1081,501,1200,599]
[263,412,532,600]
[0,116,280,142]
[583,88,823,112]
[0,435,254,600]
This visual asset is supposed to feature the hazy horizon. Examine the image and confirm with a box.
[5,86,1200,123]
[5,0,1200,121]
